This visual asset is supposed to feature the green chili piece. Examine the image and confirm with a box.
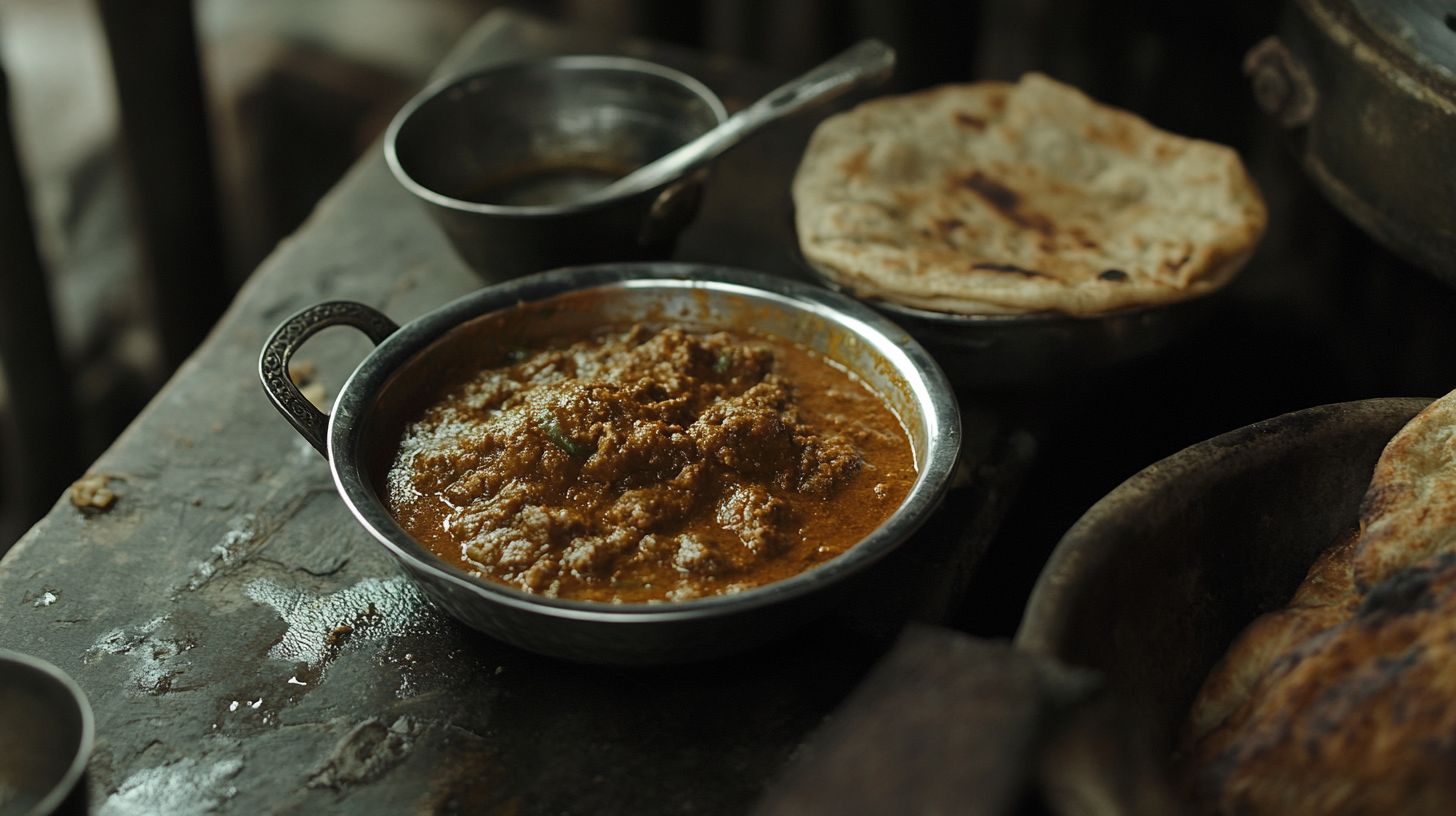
[541,417,589,459]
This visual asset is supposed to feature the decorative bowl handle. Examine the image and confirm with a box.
[258,301,399,456]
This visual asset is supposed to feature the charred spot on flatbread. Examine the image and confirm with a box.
[971,261,1046,278]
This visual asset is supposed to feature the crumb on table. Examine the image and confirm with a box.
[70,473,118,513]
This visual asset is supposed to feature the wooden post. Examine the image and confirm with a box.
[94,0,229,369]
[0,61,80,545]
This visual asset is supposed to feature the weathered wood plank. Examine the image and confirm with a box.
[755,627,1098,816]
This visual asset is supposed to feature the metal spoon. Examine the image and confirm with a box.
[579,39,896,204]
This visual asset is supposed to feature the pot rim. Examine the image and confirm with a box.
[1014,396,1434,658]
[327,263,961,624]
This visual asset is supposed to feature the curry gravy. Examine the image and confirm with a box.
[384,323,915,603]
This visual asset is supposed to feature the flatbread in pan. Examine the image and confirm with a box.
[1184,389,1456,814]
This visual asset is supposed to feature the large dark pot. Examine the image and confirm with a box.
[1015,397,1431,806]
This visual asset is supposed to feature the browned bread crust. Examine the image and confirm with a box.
[1187,553,1456,815]
[1354,393,1456,590]
[1183,530,1360,745]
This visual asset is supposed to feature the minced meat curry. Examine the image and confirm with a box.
[384,323,915,603]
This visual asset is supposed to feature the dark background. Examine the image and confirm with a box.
[4,0,1455,638]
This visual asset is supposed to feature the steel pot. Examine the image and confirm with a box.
[1246,0,1456,282]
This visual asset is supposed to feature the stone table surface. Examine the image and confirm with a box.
[0,11,1026,815]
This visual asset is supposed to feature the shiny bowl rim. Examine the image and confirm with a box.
[0,647,94,814]
[327,263,962,623]
[383,54,729,218]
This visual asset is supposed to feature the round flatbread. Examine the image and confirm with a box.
[793,73,1268,316]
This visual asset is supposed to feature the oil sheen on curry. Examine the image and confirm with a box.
[383,319,916,604]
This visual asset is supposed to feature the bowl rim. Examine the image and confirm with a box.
[0,647,93,814]
[327,262,961,623]
[383,54,730,218]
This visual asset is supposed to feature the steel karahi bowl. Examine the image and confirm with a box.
[1013,397,1431,807]
[259,263,960,664]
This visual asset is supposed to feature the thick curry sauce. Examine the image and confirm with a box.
[384,322,915,603]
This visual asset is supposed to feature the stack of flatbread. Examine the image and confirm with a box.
[1184,389,1456,814]
[793,73,1267,316]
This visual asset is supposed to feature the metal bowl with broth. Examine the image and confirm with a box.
[385,56,727,280]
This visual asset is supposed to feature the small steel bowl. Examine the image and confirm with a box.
[385,56,728,280]
[0,649,93,816]
[259,263,960,664]
[1014,398,1430,802]
[800,259,1220,390]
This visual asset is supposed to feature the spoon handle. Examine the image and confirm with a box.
[589,39,896,202]
[746,39,896,127]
